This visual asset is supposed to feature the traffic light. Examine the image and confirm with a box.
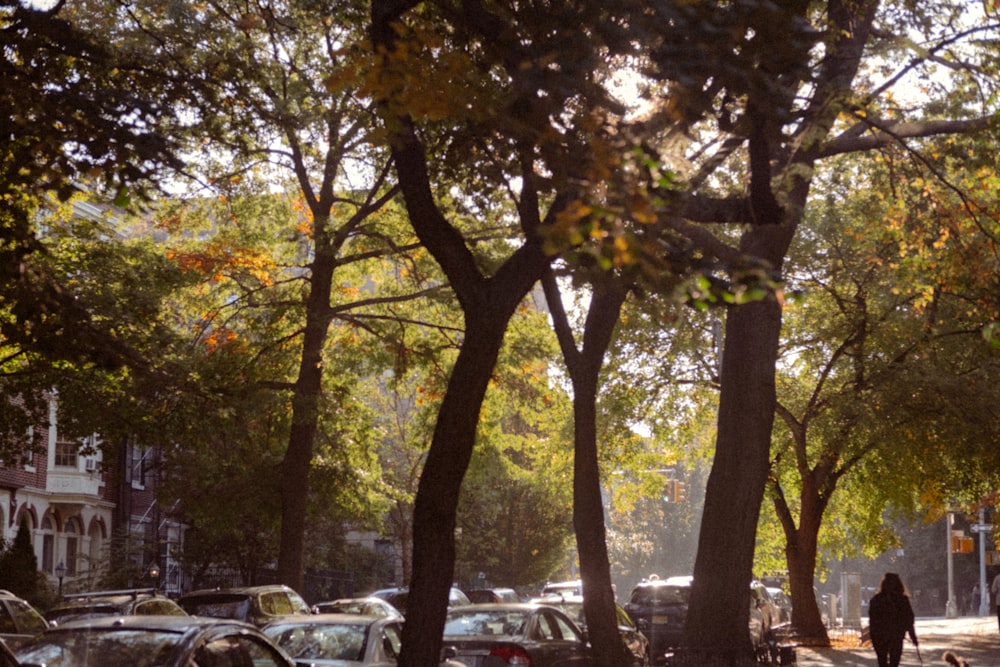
[675,481,687,503]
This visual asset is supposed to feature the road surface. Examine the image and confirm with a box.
[794,616,1000,667]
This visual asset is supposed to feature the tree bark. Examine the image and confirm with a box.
[779,490,830,643]
[544,272,632,667]
[682,267,789,661]
[277,214,338,590]
[681,1,879,658]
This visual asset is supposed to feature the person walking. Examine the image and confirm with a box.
[868,572,918,667]
[991,570,1000,631]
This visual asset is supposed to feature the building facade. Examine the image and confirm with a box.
[0,395,184,595]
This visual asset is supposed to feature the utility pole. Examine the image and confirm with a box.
[977,508,992,616]
[946,511,957,618]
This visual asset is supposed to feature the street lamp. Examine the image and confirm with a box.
[147,562,161,591]
[55,561,66,597]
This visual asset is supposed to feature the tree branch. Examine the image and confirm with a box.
[820,117,994,157]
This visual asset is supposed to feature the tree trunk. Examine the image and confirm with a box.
[277,217,337,590]
[784,504,829,643]
[682,225,794,662]
[562,281,632,667]
[398,306,522,667]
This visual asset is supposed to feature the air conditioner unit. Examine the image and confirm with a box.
[85,458,98,472]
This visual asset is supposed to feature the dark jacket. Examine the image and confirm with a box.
[868,591,916,645]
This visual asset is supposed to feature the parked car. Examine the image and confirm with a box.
[263,612,464,667]
[766,587,792,625]
[750,580,781,634]
[264,613,401,666]
[179,584,311,627]
[312,597,403,618]
[537,595,650,667]
[44,588,186,626]
[13,615,296,667]
[540,580,584,597]
[441,603,592,667]
[465,588,520,604]
[624,576,772,665]
[622,577,690,664]
[0,590,48,650]
[371,587,471,615]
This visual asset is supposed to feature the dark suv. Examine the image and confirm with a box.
[623,577,691,664]
[179,584,311,627]
[624,576,773,664]
[45,588,186,626]
[0,589,48,649]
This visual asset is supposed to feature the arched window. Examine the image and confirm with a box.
[40,516,55,573]
[64,519,80,576]
[88,520,104,573]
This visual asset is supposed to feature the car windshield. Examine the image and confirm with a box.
[9,600,48,633]
[319,602,365,614]
[443,609,529,638]
[264,622,369,661]
[630,586,689,606]
[181,596,250,620]
[16,629,180,667]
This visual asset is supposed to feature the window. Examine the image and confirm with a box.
[0,605,15,633]
[24,426,35,470]
[8,599,47,633]
[65,520,79,576]
[54,441,78,468]
[41,517,54,573]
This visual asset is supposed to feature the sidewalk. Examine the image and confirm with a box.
[794,616,1000,667]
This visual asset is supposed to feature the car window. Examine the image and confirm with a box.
[262,592,293,617]
[547,611,581,641]
[444,609,528,637]
[241,634,294,667]
[268,622,369,662]
[383,622,403,659]
[535,612,556,640]
[135,599,183,616]
[183,596,252,621]
[287,591,310,615]
[0,604,15,633]
[9,599,47,633]
[629,585,688,606]
[17,628,180,667]
[195,636,252,667]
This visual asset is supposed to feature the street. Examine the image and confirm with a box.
[794,616,1000,667]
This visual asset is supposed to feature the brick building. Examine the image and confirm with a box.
[0,395,185,595]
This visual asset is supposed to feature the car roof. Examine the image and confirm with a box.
[181,584,298,597]
[448,602,553,612]
[264,613,384,627]
[44,614,255,632]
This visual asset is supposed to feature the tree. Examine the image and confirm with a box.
[456,302,577,589]
[0,518,39,602]
[68,0,439,591]
[761,154,1000,640]
[368,2,646,665]
[616,1,1000,659]
[1,1,181,374]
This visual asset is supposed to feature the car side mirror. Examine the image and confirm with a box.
[442,646,458,660]
[384,638,399,660]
